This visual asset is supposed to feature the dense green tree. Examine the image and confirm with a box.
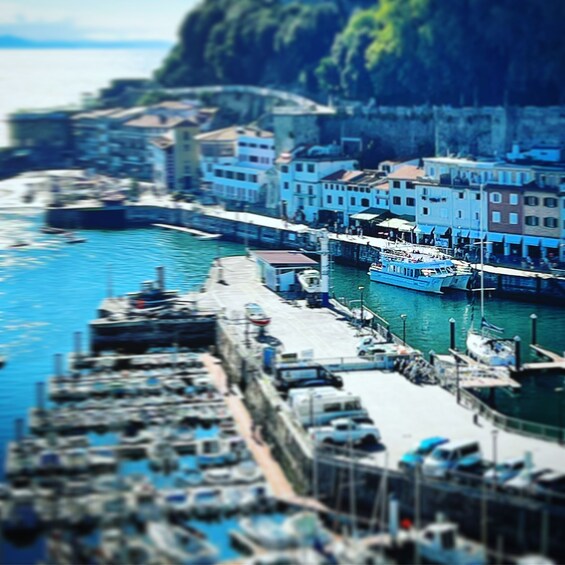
[156,0,565,106]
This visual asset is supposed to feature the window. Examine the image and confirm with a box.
[361,198,369,207]
[295,163,303,172]
[236,172,245,181]
[458,192,465,199]
[525,196,539,206]
[350,197,355,205]
[393,196,401,205]
[509,194,518,205]
[406,182,414,189]
[406,197,415,206]
[492,211,501,223]
[490,192,502,203]
[307,164,315,173]
[327,195,332,204]
[226,171,234,179]
[338,196,343,205]
[250,155,258,163]
[239,142,247,147]
[525,216,539,226]
[509,213,518,225]
[456,210,463,219]
[544,197,557,208]
[281,165,289,173]
[283,182,289,189]
[249,174,258,183]
[308,186,313,195]
[475,193,481,200]
[296,184,301,193]
[393,181,401,188]
[422,207,429,215]
[544,217,558,228]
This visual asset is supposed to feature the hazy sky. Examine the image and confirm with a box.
[0,0,200,41]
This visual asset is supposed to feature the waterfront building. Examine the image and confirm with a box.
[387,163,422,219]
[150,119,201,193]
[209,127,275,206]
[484,183,523,257]
[319,169,388,227]
[8,108,77,168]
[195,126,239,185]
[74,101,214,183]
[278,144,357,223]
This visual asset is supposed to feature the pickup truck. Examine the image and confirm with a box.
[310,418,381,446]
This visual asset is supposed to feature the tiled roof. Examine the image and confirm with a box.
[386,165,423,180]
[125,115,198,129]
[150,135,175,149]
[321,170,365,182]
[252,250,317,266]
[195,126,273,142]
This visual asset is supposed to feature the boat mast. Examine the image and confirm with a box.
[479,183,485,334]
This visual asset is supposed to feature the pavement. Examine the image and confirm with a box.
[203,255,565,475]
[338,370,565,472]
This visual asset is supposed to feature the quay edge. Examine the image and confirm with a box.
[46,201,565,304]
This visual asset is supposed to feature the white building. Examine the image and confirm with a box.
[387,163,422,218]
[319,169,388,227]
[278,145,357,223]
[210,127,275,206]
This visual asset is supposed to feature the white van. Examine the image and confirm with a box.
[290,388,368,426]
[422,440,482,479]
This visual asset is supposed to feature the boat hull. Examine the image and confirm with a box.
[466,332,515,367]
[369,268,444,294]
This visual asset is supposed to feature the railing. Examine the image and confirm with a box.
[442,377,564,444]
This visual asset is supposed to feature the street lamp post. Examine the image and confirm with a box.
[358,285,365,327]
[400,314,407,345]
[491,430,498,485]
[556,387,564,444]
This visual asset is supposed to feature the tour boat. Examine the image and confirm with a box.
[245,302,271,327]
[368,252,448,294]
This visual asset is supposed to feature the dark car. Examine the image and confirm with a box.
[275,375,344,396]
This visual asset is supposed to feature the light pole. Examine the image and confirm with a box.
[400,314,407,345]
[491,430,498,485]
[556,387,564,444]
[358,285,365,327]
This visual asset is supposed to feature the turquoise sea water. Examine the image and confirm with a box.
[0,210,564,563]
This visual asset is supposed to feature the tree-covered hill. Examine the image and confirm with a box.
[157,0,565,106]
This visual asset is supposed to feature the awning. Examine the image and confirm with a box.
[374,218,413,231]
[415,224,435,235]
[468,230,482,240]
[350,209,385,222]
[540,238,560,248]
[436,226,451,237]
[487,232,504,243]
[504,234,522,245]
[522,236,541,247]
[457,230,470,238]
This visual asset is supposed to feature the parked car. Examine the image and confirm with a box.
[532,471,565,498]
[399,437,449,471]
[503,467,551,495]
[356,336,385,356]
[422,440,482,479]
[310,418,381,447]
[483,457,526,486]
[275,374,343,396]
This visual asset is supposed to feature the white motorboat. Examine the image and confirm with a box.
[297,269,321,293]
[415,521,486,565]
[369,252,449,294]
[147,440,179,471]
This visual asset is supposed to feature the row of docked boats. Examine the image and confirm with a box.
[368,248,472,294]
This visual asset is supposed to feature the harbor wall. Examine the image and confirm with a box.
[45,203,565,303]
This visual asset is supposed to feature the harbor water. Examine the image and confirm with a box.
[1,210,564,468]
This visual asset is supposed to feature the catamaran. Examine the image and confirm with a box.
[466,184,515,366]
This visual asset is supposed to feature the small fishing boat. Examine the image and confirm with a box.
[147,440,179,471]
[204,467,233,484]
[8,240,31,249]
[64,232,87,244]
[233,460,263,483]
[245,302,271,327]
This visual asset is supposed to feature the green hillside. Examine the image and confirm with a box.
[157,0,565,106]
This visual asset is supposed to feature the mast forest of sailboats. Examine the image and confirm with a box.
[465,183,516,367]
